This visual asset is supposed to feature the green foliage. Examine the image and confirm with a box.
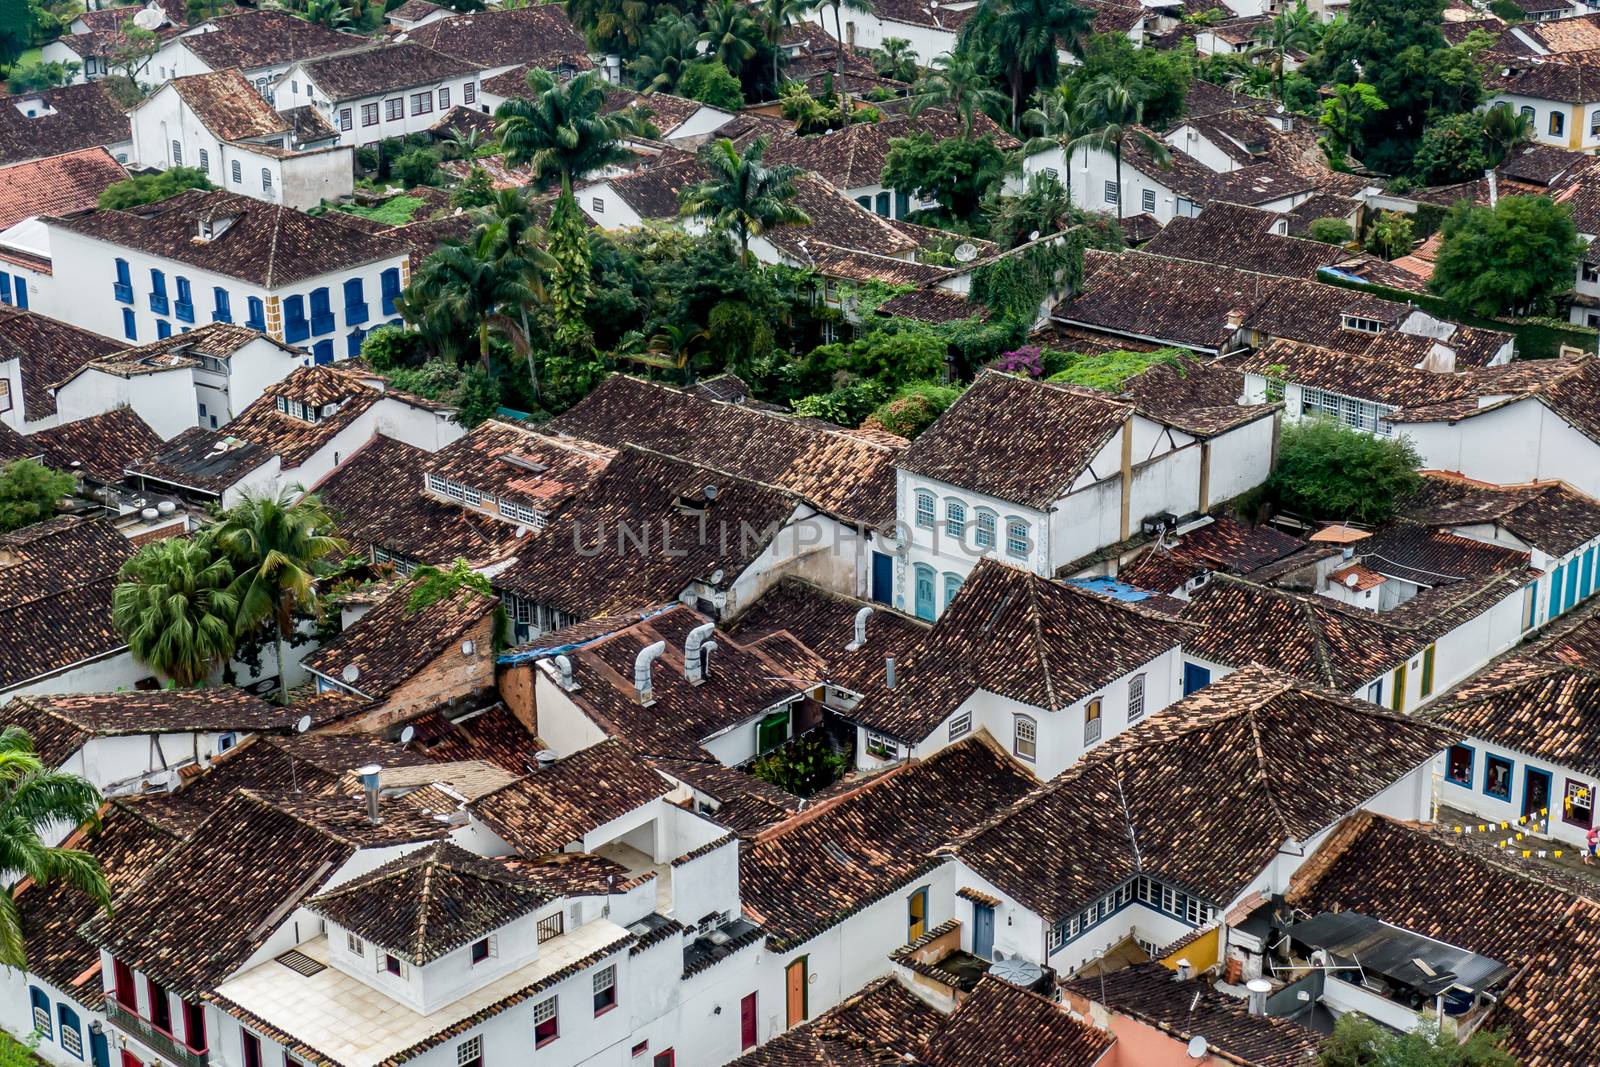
[630,12,700,93]
[6,58,74,92]
[799,317,950,394]
[943,315,1027,378]
[957,0,1093,128]
[1307,217,1354,245]
[1046,347,1186,392]
[792,379,890,426]
[1365,210,1415,260]
[113,535,238,688]
[880,131,1008,223]
[970,231,1086,321]
[865,379,964,437]
[678,59,745,109]
[873,36,919,81]
[359,323,428,371]
[1429,195,1586,317]
[496,69,635,195]
[750,730,848,797]
[392,146,443,187]
[1318,81,1385,167]
[406,557,494,611]
[1065,33,1192,130]
[385,359,502,427]
[98,167,213,210]
[452,165,496,209]
[1319,1014,1518,1067]
[0,0,36,64]
[0,1031,39,1067]
[908,48,1007,138]
[0,459,72,534]
[1411,111,1493,185]
[549,192,594,349]
[1267,417,1422,525]
[681,135,808,261]
[338,194,425,226]
[707,300,775,375]
[779,78,864,134]
[1488,0,1524,20]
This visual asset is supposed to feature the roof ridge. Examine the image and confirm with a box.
[1243,685,1297,841]
[1020,568,1063,711]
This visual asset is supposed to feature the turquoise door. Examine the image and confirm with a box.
[972,903,995,960]
[914,564,936,621]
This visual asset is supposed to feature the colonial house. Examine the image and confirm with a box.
[51,322,310,438]
[0,82,133,168]
[1138,200,1362,279]
[801,0,976,74]
[892,367,1276,617]
[42,189,411,359]
[127,69,353,209]
[40,0,186,84]
[0,306,122,433]
[273,42,484,149]
[387,0,454,31]
[842,558,1188,779]
[0,147,127,322]
[395,4,594,88]
[145,10,366,102]
[1486,56,1600,151]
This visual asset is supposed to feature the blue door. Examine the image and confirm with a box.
[1183,662,1211,696]
[1524,766,1554,828]
[871,551,893,605]
[90,1027,109,1067]
[913,564,935,621]
[972,903,995,960]
[312,339,334,364]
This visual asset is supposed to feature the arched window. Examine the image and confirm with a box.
[1013,714,1037,762]
[974,508,996,551]
[943,571,961,610]
[913,563,936,621]
[945,498,965,538]
[1006,518,1030,559]
[1084,697,1103,745]
[29,987,51,1039]
[231,159,242,184]
[58,1004,83,1060]
[914,490,935,528]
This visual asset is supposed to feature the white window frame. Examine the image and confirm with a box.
[1141,188,1156,212]
[866,731,896,760]
[456,1037,481,1067]
[1104,181,1118,204]
[1005,519,1030,559]
[1013,714,1037,761]
[949,710,972,740]
[915,490,935,528]
[1128,674,1145,722]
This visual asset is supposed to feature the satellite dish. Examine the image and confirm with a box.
[342,664,361,684]
[294,714,312,734]
[1028,229,1041,242]
[399,725,416,745]
[1344,573,1360,588]
[132,5,166,30]
[954,242,978,263]
[1186,1036,1208,1060]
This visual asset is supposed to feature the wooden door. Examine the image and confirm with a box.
[740,992,758,1051]
[785,957,807,1028]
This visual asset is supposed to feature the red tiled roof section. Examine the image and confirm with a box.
[760,108,1018,190]
[728,976,945,1066]
[177,9,367,71]
[424,419,614,510]
[0,83,130,166]
[471,739,669,856]
[298,41,479,101]
[1491,899,1600,1067]
[920,977,1116,1067]
[0,306,122,420]
[400,5,591,70]
[0,147,124,231]
[1427,657,1600,778]
[168,69,290,141]
[32,407,162,484]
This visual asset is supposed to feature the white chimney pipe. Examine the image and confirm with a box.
[1176,958,1193,981]
[1247,978,1272,1017]
[554,654,578,691]
[357,764,382,825]
[683,623,717,686]
[846,606,873,652]
[885,655,896,689]
[634,640,667,705]
[1486,168,1498,207]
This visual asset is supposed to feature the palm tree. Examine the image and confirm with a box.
[648,322,707,368]
[873,36,918,82]
[1482,101,1535,166]
[759,0,814,91]
[680,136,810,263]
[496,69,635,197]
[1249,1,1315,107]
[112,536,238,688]
[402,222,546,369]
[960,0,1091,129]
[1021,82,1090,207]
[0,728,109,969]
[302,0,352,29]
[477,190,559,396]
[820,0,872,81]
[566,0,655,55]
[631,12,700,93]
[909,49,1006,138]
[701,0,762,78]
[214,489,346,707]
[442,124,485,161]
[1070,73,1169,218]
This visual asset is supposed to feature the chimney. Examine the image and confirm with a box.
[1225,308,1245,330]
[683,622,718,686]
[1487,168,1498,208]
[357,764,382,825]
[885,655,897,690]
[1175,958,1193,981]
[634,640,667,705]
[846,606,873,652]
[553,654,579,691]
[1247,978,1272,1017]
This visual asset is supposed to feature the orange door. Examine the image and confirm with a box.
[785,957,807,1028]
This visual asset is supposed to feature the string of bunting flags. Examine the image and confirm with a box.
[1449,785,1591,859]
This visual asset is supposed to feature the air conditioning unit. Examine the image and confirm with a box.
[1141,512,1177,537]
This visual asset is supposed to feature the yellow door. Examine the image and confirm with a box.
[1391,663,1407,713]
[785,958,807,1028]
[908,888,927,941]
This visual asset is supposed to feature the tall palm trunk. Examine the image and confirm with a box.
[274,595,293,706]
[1011,55,1023,133]
[1113,140,1123,219]
[832,2,849,114]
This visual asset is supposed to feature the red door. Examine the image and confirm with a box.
[121,1053,143,1067]
[113,960,136,1009]
[740,992,757,1051]
[652,1053,674,1067]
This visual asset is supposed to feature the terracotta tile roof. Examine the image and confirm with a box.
[596,151,705,219]
[877,287,986,323]
[471,739,668,855]
[0,83,131,165]
[1121,516,1306,593]
[742,737,1037,951]
[760,108,1018,191]
[1118,353,1277,437]
[399,5,590,70]
[1184,79,1261,120]
[853,558,1187,742]
[166,68,291,141]
[490,850,633,898]
[73,322,298,384]
[7,687,289,764]
[48,189,407,288]
[302,575,499,700]
[900,369,1130,508]
[1282,192,1360,235]
[531,604,806,759]
[226,364,447,469]
[0,305,122,419]
[730,975,943,1066]
[1286,811,1572,964]
[389,0,445,20]
[1064,963,1323,1067]
[32,407,162,483]
[1489,56,1600,103]
[547,374,904,528]
[298,41,480,101]
[175,10,366,71]
[1489,898,1600,1066]
[1140,202,1354,279]
[307,841,551,965]
[957,666,1452,918]
[423,418,614,513]
[651,757,802,836]
[124,425,276,495]
[0,420,39,464]
[14,802,180,1010]
[1403,472,1600,557]
[315,435,523,568]
[1527,356,1600,445]
[1428,655,1600,777]
[920,977,1116,1067]
[0,515,134,691]
[0,147,123,232]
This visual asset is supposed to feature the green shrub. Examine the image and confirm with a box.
[99,167,213,210]
[1046,348,1187,393]
[865,380,964,438]
[750,731,848,797]
[1307,218,1354,245]
[1266,418,1422,524]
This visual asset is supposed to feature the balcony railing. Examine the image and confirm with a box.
[105,996,209,1067]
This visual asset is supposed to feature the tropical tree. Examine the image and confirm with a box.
[984,169,1073,247]
[631,12,701,93]
[477,190,560,394]
[214,489,346,707]
[1250,1,1316,106]
[680,136,810,263]
[302,0,353,29]
[1021,82,1090,206]
[909,49,1006,138]
[112,536,239,688]
[759,0,814,89]
[701,0,762,78]
[496,68,636,197]
[402,223,543,369]
[818,0,872,83]
[0,728,110,969]
[1070,73,1169,217]
[0,459,73,534]
[1318,81,1385,168]
[1481,101,1535,167]
[874,36,918,82]
[959,0,1092,129]
[565,0,657,55]
[1430,195,1586,317]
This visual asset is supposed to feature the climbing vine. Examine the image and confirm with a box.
[969,229,1087,322]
